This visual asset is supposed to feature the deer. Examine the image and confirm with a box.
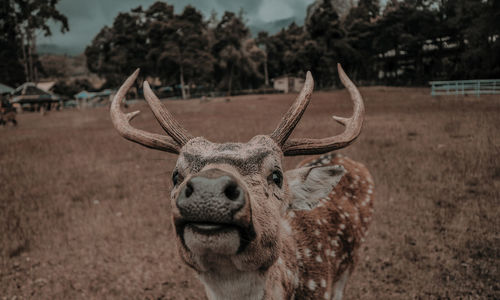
[110,64,374,300]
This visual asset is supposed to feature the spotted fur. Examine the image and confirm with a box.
[283,152,374,299]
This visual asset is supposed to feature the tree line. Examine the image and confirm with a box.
[86,0,500,92]
[1,0,499,93]
[84,3,265,97]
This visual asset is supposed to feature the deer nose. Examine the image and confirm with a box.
[176,170,246,223]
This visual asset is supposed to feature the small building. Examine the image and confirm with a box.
[35,81,56,92]
[273,75,305,93]
[11,82,62,112]
[0,83,14,103]
[74,89,115,108]
[0,83,14,95]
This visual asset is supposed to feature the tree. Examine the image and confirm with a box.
[343,0,379,82]
[0,0,25,86]
[306,0,354,87]
[85,7,149,87]
[212,11,264,95]
[146,5,214,99]
[12,0,69,82]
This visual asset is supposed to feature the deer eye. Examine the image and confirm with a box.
[172,170,182,186]
[268,170,283,188]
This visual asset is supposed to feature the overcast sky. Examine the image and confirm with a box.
[38,0,315,54]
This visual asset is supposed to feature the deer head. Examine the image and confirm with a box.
[110,64,365,297]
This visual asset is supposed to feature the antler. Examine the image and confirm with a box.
[274,64,365,156]
[270,71,314,146]
[110,69,192,153]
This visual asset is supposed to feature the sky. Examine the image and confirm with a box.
[38,0,316,55]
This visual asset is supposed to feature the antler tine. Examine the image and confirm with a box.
[143,81,193,146]
[110,69,183,153]
[270,71,314,146]
[281,64,365,156]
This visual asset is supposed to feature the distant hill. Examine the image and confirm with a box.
[38,43,83,56]
[248,16,302,36]
[39,53,104,88]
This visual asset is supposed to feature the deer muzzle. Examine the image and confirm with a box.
[174,168,254,255]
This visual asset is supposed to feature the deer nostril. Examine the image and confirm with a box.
[224,182,240,201]
[185,182,194,198]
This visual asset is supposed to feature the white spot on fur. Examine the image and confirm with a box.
[324,291,330,299]
[321,278,326,288]
[281,219,292,235]
[296,250,302,260]
[308,279,317,291]
[317,243,322,250]
[317,219,322,225]
[288,211,296,218]
[304,248,312,258]
[315,255,323,263]
[339,224,346,230]
[314,229,320,236]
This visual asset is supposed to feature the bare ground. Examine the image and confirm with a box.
[1,87,499,299]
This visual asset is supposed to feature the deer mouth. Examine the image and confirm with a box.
[187,222,237,234]
[175,220,255,255]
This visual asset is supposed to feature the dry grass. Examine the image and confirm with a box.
[1,87,499,299]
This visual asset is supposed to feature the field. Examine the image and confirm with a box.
[1,87,499,299]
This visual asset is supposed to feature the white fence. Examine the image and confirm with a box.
[430,79,500,97]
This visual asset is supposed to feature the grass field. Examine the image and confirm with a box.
[1,87,499,299]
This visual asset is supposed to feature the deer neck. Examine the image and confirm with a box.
[199,268,266,300]
[197,220,299,300]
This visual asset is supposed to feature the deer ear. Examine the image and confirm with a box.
[285,165,345,210]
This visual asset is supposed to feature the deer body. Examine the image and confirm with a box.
[110,64,373,299]
[284,153,373,299]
